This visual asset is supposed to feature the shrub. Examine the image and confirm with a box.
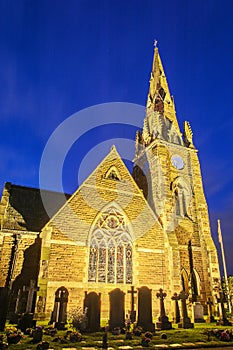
[43,327,57,336]
[145,331,153,339]
[36,341,50,350]
[7,333,22,345]
[141,336,151,347]
[220,330,231,342]
[125,331,133,340]
[68,307,88,332]
[0,342,8,350]
[133,326,143,336]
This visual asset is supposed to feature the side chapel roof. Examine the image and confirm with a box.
[0,182,71,232]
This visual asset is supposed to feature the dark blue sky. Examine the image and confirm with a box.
[0,0,232,274]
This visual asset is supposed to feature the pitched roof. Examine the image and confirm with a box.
[1,182,71,232]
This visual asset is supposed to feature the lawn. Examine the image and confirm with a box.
[1,323,233,349]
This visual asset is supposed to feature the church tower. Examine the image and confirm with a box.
[133,46,220,303]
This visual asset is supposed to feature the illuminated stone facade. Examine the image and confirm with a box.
[0,47,220,323]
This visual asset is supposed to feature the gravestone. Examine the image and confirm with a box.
[36,296,46,314]
[137,286,155,332]
[206,297,215,323]
[18,313,36,332]
[216,292,232,326]
[50,286,69,329]
[0,287,9,331]
[192,302,205,323]
[171,292,180,323]
[102,331,108,349]
[84,291,101,332]
[178,291,194,329]
[23,280,39,313]
[127,286,137,322]
[15,289,28,314]
[32,326,43,343]
[109,288,125,330]
[156,289,172,330]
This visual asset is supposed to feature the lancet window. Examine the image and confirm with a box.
[88,206,132,284]
[172,178,192,218]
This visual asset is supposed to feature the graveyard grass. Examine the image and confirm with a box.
[1,323,233,349]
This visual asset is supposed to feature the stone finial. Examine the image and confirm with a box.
[142,118,151,145]
[183,121,194,148]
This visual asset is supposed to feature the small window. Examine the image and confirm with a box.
[105,167,121,181]
[159,87,166,100]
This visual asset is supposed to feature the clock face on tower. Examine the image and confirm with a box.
[171,155,184,170]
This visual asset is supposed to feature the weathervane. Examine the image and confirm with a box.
[153,39,158,48]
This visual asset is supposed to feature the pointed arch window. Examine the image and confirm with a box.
[105,166,121,181]
[172,179,192,218]
[88,207,132,284]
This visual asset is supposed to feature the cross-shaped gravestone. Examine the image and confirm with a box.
[206,297,215,323]
[216,292,232,326]
[128,286,137,322]
[171,292,180,323]
[156,288,172,330]
[157,289,166,317]
[178,291,194,329]
[23,280,39,313]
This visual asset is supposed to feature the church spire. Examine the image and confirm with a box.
[146,46,181,135]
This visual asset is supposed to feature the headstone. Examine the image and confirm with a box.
[206,297,215,322]
[127,286,137,322]
[178,291,194,329]
[137,286,155,332]
[36,296,46,314]
[15,289,28,314]
[23,280,39,313]
[18,313,36,332]
[192,302,205,323]
[0,287,9,331]
[156,289,172,330]
[50,286,69,329]
[102,331,108,349]
[109,288,125,330]
[171,292,180,323]
[32,326,43,343]
[216,292,232,326]
[84,291,101,332]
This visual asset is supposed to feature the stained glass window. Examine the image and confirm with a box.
[116,244,124,283]
[98,242,106,282]
[125,243,132,284]
[88,243,98,282]
[107,244,115,283]
[88,207,132,284]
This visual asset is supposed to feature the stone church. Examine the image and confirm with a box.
[0,47,220,328]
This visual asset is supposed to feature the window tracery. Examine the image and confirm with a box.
[88,207,132,284]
